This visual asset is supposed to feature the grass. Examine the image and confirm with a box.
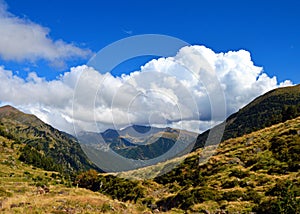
[0,187,145,213]
[0,136,153,213]
[140,116,300,212]
[1,116,300,213]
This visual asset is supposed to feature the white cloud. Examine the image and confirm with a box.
[0,46,293,134]
[0,1,91,67]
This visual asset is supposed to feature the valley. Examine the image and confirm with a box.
[0,85,299,213]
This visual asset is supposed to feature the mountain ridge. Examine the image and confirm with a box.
[78,125,197,162]
[194,84,300,150]
[0,105,100,175]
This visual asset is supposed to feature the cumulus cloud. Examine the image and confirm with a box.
[0,46,293,134]
[0,1,91,67]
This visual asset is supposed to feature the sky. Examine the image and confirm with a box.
[0,0,299,134]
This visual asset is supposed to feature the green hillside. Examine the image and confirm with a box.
[1,114,299,213]
[194,84,300,150]
[154,116,300,212]
[0,105,99,176]
[0,135,150,213]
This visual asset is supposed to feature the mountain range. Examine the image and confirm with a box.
[1,85,300,174]
[78,125,197,160]
[0,84,299,213]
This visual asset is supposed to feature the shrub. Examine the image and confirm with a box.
[23,171,30,176]
[18,144,62,172]
[270,134,300,172]
[254,180,300,213]
[76,173,146,203]
[0,187,13,197]
[74,169,100,191]
[193,187,222,202]
[100,203,113,212]
[255,175,269,186]
[242,188,262,203]
[221,179,239,189]
[156,187,221,211]
[229,169,249,178]
[222,190,244,201]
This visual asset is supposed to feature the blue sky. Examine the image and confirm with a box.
[2,0,300,83]
[0,0,298,134]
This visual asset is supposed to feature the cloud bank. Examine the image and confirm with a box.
[0,46,292,134]
[0,1,91,67]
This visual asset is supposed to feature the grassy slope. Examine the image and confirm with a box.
[0,135,150,213]
[116,116,300,213]
[156,117,300,212]
[194,84,300,150]
[0,117,299,213]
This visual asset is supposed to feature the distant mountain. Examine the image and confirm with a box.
[101,128,120,139]
[0,105,100,175]
[120,125,164,137]
[78,125,198,163]
[80,84,300,168]
[194,84,300,150]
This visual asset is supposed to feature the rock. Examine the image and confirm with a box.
[58,190,68,195]
[36,186,46,194]
[65,207,76,214]
[228,157,244,166]
[149,204,157,210]
[10,204,18,208]
[43,185,50,193]
[36,186,49,194]
[254,147,262,153]
[245,137,254,146]
[85,204,92,210]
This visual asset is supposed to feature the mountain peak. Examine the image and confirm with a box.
[0,105,21,115]
[0,105,29,121]
[0,104,44,126]
[101,128,119,139]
